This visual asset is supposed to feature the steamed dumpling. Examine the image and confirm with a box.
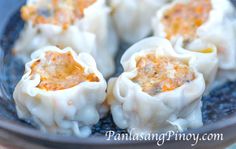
[14,0,118,78]
[109,0,172,43]
[107,37,205,135]
[153,0,236,81]
[13,46,107,137]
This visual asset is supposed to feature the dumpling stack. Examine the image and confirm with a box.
[12,0,236,137]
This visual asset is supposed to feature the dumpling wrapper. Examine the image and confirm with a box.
[13,46,107,137]
[107,37,205,135]
[174,38,218,90]
[153,0,236,82]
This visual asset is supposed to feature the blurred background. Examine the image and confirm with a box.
[0,0,24,37]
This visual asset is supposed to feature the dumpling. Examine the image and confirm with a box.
[153,0,236,81]
[174,38,218,89]
[13,46,107,137]
[109,0,172,43]
[107,37,205,135]
[14,0,118,78]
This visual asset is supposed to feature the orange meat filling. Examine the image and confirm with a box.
[132,54,195,96]
[21,0,96,28]
[30,51,99,91]
[162,0,212,41]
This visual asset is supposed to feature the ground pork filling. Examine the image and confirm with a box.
[162,0,212,41]
[21,0,96,28]
[30,51,99,91]
[132,54,195,96]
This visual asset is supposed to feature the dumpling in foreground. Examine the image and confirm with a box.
[14,0,117,78]
[109,0,172,43]
[153,0,236,81]
[107,37,205,135]
[13,46,107,137]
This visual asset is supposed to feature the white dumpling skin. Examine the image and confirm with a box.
[109,0,171,43]
[13,46,107,137]
[76,0,118,77]
[174,38,218,90]
[14,23,97,61]
[107,37,205,135]
[78,0,118,56]
[153,0,236,82]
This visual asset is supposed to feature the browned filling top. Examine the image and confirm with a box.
[132,54,195,96]
[21,0,96,28]
[162,0,212,41]
[30,51,99,91]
